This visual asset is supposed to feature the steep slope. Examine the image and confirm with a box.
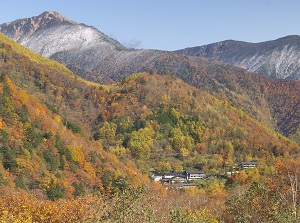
[90,73,300,173]
[0,11,128,83]
[1,12,300,138]
[0,32,150,199]
[176,36,300,80]
[53,48,300,137]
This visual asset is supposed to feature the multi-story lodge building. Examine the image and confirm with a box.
[239,161,258,170]
[151,170,205,184]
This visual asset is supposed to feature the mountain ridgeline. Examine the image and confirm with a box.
[176,36,300,80]
[1,11,299,139]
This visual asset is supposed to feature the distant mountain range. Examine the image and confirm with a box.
[2,11,300,81]
[0,11,300,138]
[1,11,217,84]
[176,36,300,80]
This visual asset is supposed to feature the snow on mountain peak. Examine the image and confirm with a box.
[0,11,127,58]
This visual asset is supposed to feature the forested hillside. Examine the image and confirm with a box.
[93,73,299,173]
[1,32,300,222]
[0,33,150,201]
[1,32,298,176]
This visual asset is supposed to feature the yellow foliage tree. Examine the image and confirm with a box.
[156,161,172,174]
[128,123,154,159]
[83,162,96,184]
[66,145,85,165]
[247,167,260,182]
[208,179,226,195]
[233,170,248,184]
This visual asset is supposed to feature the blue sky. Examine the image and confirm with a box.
[1,0,300,50]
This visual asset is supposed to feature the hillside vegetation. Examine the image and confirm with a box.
[54,42,300,138]
[0,33,149,201]
[1,32,298,176]
[94,73,299,173]
[0,33,300,222]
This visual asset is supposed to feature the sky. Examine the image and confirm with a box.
[1,0,300,51]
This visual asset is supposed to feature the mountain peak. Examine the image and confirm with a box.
[0,11,127,59]
[37,11,77,25]
[0,11,77,40]
[273,35,300,43]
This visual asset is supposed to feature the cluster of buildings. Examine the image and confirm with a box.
[151,161,259,187]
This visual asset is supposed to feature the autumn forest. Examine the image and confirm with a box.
[0,29,300,223]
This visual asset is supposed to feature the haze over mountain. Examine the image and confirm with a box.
[176,36,300,80]
[1,11,300,139]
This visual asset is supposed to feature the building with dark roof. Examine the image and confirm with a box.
[239,161,257,170]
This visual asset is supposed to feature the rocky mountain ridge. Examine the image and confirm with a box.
[0,11,127,83]
[176,36,300,80]
[0,11,77,41]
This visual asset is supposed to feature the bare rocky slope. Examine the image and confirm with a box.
[1,11,300,138]
[176,36,300,80]
[0,11,128,83]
